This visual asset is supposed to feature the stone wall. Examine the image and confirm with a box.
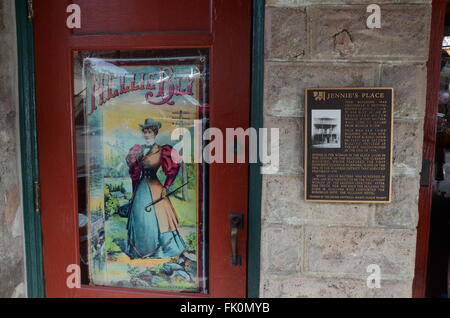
[261,0,431,297]
[0,0,26,298]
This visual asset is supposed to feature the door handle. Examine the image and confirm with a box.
[230,213,243,266]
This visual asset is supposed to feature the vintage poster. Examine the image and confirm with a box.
[305,88,393,203]
[74,51,208,293]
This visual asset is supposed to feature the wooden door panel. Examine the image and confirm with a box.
[72,0,211,35]
[34,0,251,298]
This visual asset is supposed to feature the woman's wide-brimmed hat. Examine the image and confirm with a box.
[139,118,162,130]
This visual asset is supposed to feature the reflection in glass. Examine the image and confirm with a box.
[74,50,209,293]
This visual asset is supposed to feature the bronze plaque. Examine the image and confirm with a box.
[305,88,394,203]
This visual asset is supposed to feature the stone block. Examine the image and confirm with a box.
[263,174,372,226]
[278,276,412,298]
[281,277,354,297]
[300,175,371,226]
[393,120,423,172]
[265,7,307,60]
[266,0,305,6]
[264,116,304,173]
[0,253,24,298]
[305,202,371,226]
[260,274,283,298]
[261,225,303,273]
[309,5,431,60]
[262,174,308,223]
[266,1,430,5]
[305,227,416,277]
[5,183,19,227]
[374,174,420,229]
[366,279,412,297]
[380,63,427,119]
[264,62,377,117]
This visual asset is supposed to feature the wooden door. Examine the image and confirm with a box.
[34,0,251,298]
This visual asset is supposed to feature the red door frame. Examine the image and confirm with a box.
[413,0,446,298]
[34,0,251,298]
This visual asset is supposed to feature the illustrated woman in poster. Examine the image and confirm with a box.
[125,118,187,259]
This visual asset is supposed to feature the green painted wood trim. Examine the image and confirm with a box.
[247,0,265,299]
[15,0,45,298]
